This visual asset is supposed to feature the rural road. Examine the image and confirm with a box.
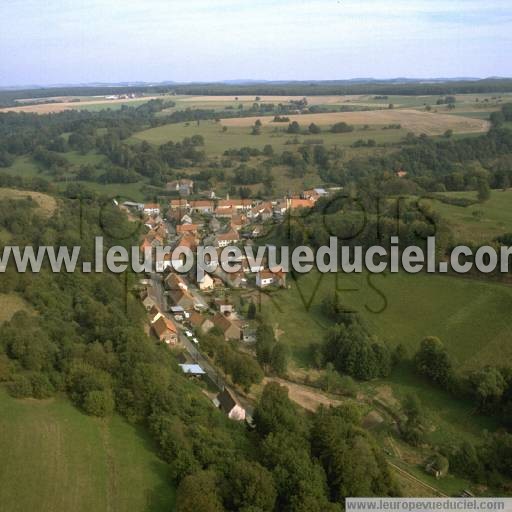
[149,273,254,416]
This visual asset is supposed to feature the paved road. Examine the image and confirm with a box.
[150,273,253,416]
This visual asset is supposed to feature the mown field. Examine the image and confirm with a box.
[220,109,489,135]
[0,388,175,512]
[261,270,512,372]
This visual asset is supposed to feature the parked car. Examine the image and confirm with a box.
[185,330,193,338]
[192,337,199,344]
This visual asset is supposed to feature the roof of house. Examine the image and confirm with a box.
[144,203,160,210]
[149,305,161,317]
[168,288,194,306]
[217,387,243,413]
[189,200,214,208]
[179,364,205,375]
[216,229,240,241]
[152,316,177,337]
[189,311,210,328]
[176,223,199,234]
[217,199,252,208]
[165,273,188,289]
[170,198,189,208]
[176,233,197,250]
[288,198,315,209]
[213,312,240,333]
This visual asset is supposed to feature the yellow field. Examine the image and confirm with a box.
[0,188,57,216]
[0,96,165,114]
[221,109,490,135]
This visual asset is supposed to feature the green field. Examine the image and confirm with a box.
[132,119,407,154]
[0,388,175,512]
[262,270,512,372]
[425,190,512,243]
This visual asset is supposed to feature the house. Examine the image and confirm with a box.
[189,200,215,214]
[217,388,246,421]
[176,223,200,235]
[396,169,408,178]
[213,268,247,289]
[217,199,253,212]
[214,297,234,315]
[148,305,163,323]
[215,229,240,248]
[189,311,214,333]
[143,203,161,215]
[197,272,214,291]
[213,313,242,340]
[176,233,198,252]
[166,179,194,196]
[142,287,159,310]
[122,201,144,211]
[155,252,174,273]
[303,188,328,201]
[168,288,195,310]
[165,272,188,291]
[230,214,248,231]
[180,214,193,224]
[286,198,315,210]
[256,269,287,288]
[144,215,161,230]
[179,364,206,376]
[152,316,178,345]
[169,198,189,211]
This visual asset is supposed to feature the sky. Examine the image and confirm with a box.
[1,0,511,87]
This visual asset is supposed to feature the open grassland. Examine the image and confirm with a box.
[423,190,512,243]
[221,109,490,135]
[0,294,31,323]
[0,388,175,512]
[260,271,505,450]
[261,270,512,372]
[0,188,57,216]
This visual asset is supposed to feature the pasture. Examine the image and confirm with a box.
[132,118,408,154]
[261,270,512,372]
[423,190,512,243]
[0,388,175,512]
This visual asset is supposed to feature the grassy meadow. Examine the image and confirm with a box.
[132,118,408,154]
[0,388,175,512]
[261,270,512,372]
[424,190,512,243]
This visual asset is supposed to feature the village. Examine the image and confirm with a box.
[124,180,332,422]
